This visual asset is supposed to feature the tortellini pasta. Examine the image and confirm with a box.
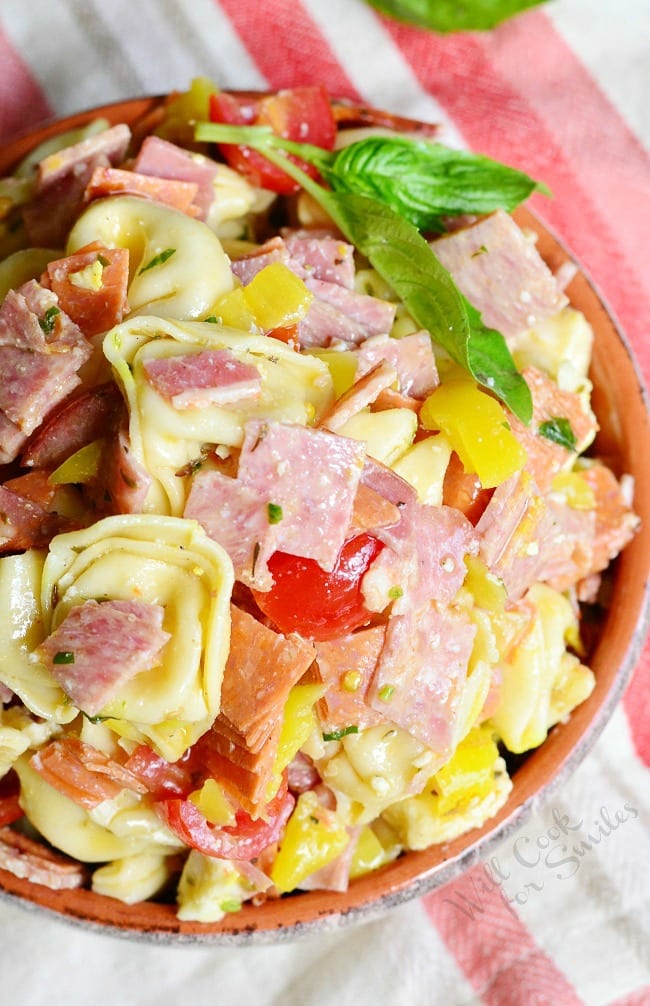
[176,851,256,923]
[104,316,334,514]
[92,852,175,905]
[39,514,234,760]
[67,196,233,320]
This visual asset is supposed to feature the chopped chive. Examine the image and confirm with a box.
[378,684,395,702]
[53,650,75,665]
[38,305,60,334]
[267,502,283,524]
[139,248,176,274]
[388,585,403,601]
[538,416,577,451]
[219,899,242,913]
[322,725,359,742]
[204,315,219,323]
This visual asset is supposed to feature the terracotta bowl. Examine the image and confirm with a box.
[0,98,649,943]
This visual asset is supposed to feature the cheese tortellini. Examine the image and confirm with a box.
[39,514,234,760]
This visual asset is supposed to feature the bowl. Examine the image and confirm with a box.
[0,97,649,943]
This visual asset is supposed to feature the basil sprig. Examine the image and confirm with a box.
[196,121,532,423]
[363,0,547,32]
[318,137,548,233]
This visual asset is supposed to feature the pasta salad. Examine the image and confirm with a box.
[0,81,639,921]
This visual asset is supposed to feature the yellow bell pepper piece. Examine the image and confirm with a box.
[304,348,358,398]
[270,790,350,894]
[420,379,527,488]
[463,555,506,614]
[349,824,396,879]
[48,439,103,485]
[189,778,236,827]
[550,471,596,510]
[264,683,324,802]
[433,725,500,815]
[241,262,313,331]
[209,286,257,332]
[160,77,219,141]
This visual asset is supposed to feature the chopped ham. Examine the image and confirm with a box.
[0,825,86,891]
[320,360,398,432]
[508,367,598,492]
[46,244,130,337]
[536,498,596,592]
[360,457,418,508]
[143,349,262,409]
[134,135,219,220]
[184,469,273,589]
[230,237,296,285]
[0,281,92,438]
[432,210,567,341]
[30,737,147,810]
[219,605,316,753]
[368,604,476,754]
[362,498,478,614]
[0,411,28,465]
[350,482,401,533]
[85,165,201,217]
[304,277,396,337]
[236,420,366,573]
[356,331,439,399]
[315,625,387,732]
[98,423,152,515]
[297,297,379,348]
[579,464,640,574]
[21,382,123,469]
[0,483,64,553]
[283,230,355,288]
[35,599,171,716]
[22,124,131,246]
[287,752,320,794]
[476,471,556,601]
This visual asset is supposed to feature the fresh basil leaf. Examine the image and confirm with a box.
[538,417,577,451]
[321,137,548,233]
[364,0,547,32]
[320,191,532,422]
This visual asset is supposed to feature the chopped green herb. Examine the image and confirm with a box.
[53,650,75,665]
[83,712,110,723]
[538,416,577,451]
[219,899,242,913]
[251,541,261,576]
[38,305,60,334]
[378,684,395,702]
[267,502,283,524]
[308,815,320,825]
[388,585,404,600]
[204,315,219,323]
[322,725,360,742]
[139,248,176,274]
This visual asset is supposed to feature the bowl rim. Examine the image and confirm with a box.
[1,96,649,944]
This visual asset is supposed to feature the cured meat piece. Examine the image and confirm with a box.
[305,277,396,336]
[0,825,86,890]
[320,360,398,433]
[143,349,261,409]
[237,420,366,573]
[85,165,201,217]
[360,457,417,508]
[297,297,377,348]
[476,471,556,601]
[536,498,596,592]
[21,382,123,469]
[200,720,284,813]
[0,411,28,465]
[34,599,171,716]
[97,423,152,516]
[0,281,92,437]
[46,244,130,337]
[508,367,598,492]
[362,498,478,614]
[356,331,439,399]
[22,124,131,246]
[350,482,401,533]
[442,451,492,524]
[218,605,316,752]
[432,210,567,341]
[368,604,476,754]
[0,483,63,552]
[134,135,219,220]
[315,625,387,732]
[30,737,147,810]
[230,237,296,285]
[580,464,640,574]
[287,752,320,794]
[184,469,273,589]
[283,230,355,288]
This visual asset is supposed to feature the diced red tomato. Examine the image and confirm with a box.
[252,533,384,641]
[46,242,130,337]
[442,451,493,525]
[156,783,294,860]
[0,770,23,827]
[209,87,336,194]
